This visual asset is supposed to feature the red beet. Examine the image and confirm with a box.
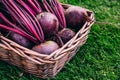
[58,28,75,43]
[37,12,59,35]
[32,41,59,55]
[9,32,34,49]
[65,6,88,28]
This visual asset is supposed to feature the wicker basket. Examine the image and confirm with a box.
[0,4,94,79]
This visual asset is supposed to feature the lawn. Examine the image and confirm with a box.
[0,0,120,80]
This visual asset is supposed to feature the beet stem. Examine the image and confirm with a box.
[55,0,66,28]
[15,0,44,42]
[1,0,45,43]
[50,0,64,28]
[56,34,64,47]
[0,24,37,43]
[27,0,42,14]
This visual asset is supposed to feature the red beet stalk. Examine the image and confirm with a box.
[1,0,44,43]
[15,0,44,42]
[26,0,43,15]
[0,13,37,43]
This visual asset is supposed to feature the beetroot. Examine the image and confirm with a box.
[65,6,88,29]
[37,12,59,35]
[9,32,34,49]
[58,28,75,43]
[32,41,59,55]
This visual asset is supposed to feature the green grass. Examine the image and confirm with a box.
[0,0,120,80]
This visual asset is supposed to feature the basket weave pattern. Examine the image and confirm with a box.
[0,4,94,78]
